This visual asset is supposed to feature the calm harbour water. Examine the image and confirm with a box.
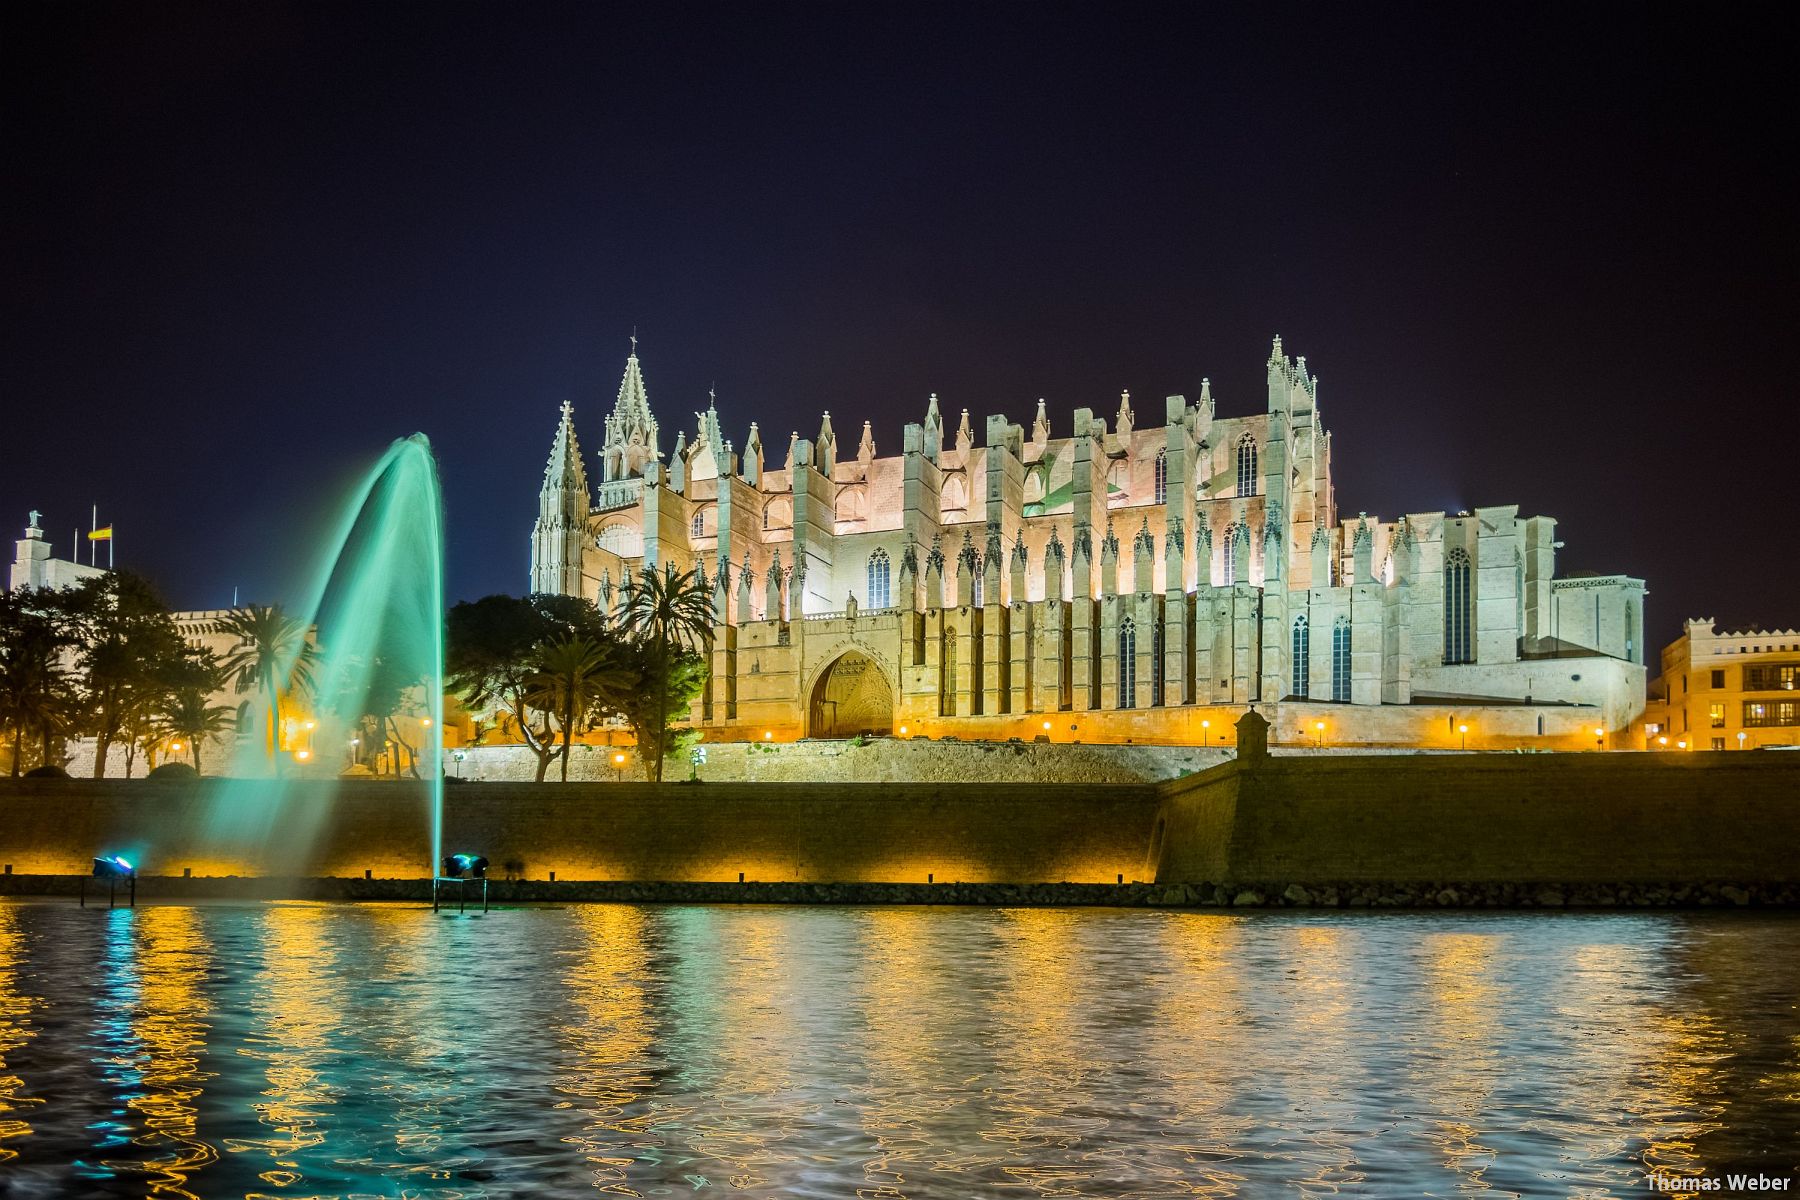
[0,901,1795,1198]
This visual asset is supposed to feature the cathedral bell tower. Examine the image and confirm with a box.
[530,400,590,596]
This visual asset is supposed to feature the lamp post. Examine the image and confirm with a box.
[1314,720,1325,749]
[612,751,626,783]
[1459,723,1468,751]
[1593,727,1605,751]
[1737,731,1747,750]
[452,750,466,779]
[347,737,360,770]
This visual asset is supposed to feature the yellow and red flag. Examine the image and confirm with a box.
[88,525,113,541]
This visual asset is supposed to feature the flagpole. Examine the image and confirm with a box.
[90,505,97,566]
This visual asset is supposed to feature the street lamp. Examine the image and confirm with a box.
[1314,720,1325,749]
[1458,723,1469,751]
[612,751,626,783]
[1593,727,1605,751]
[1657,735,1668,747]
[1737,731,1747,750]
[452,749,466,778]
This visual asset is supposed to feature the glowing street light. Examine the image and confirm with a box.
[1314,720,1326,748]
[763,730,773,740]
[1657,735,1668,747]
[295,749,311,762]
[1737,731,1748,750]
[1593,727,1605,751]
[1459,723,1469,751]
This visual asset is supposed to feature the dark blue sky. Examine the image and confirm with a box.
[4,3,1795,642]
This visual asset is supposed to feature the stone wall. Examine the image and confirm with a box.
[0,778,1161,886]
[4,752,1797,900]
[1152,751,1800,885]
[451,736,1232,784]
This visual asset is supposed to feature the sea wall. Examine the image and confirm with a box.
[1152,751,1800,885]
[3,752,1797,903]
[0,778,1161,885]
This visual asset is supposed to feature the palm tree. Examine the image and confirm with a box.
[619,565,714,781]
[523,635,631,781]
[216,605,319,768]
[0,628,69,778]
[156,686,235,775]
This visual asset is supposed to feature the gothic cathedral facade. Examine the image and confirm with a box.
[531,340,1647,748]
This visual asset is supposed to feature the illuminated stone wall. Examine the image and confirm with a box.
[1153,752,1800,885]
[0,778,1162,885]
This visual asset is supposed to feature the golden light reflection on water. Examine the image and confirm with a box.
[1418,931,1504,1190]
[0,903,1795,1197]
[844,908,972,1197]
[557,905,658,1194]
[1150,913,1254,1199]
[677,910,812,1193]
[223,904,342,1181]
[0,905,42,1164]
[102,906,219,1199]
[982,908,1114,1195]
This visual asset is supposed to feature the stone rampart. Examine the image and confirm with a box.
[1152,752,1800,885]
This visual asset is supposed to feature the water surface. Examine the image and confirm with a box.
[0,901,1795,1197]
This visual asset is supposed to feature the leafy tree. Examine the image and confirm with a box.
[618,565,713,782]
[446,593,607,782]
[524,634,632,781]
[0,587,78,777]
[64,572,197,779]
[216,604,319,770]
[153,656,233,775]
[602,643,707,781]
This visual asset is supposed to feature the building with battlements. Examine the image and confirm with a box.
[530,338,1648,749]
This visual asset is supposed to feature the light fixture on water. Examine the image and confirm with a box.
[436,852,489,913]
[295,749,311,762]
[86,855,135,908]
[441,853,488,879]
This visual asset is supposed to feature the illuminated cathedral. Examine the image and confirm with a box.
[530,338,1647,748]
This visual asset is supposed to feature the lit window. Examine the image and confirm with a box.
[1118,617,1137,708]
[1236,435,1258,498]
[1332,617,1352,701]
[1291,614,1310,698]
[1443,548,1473,665]
[1154,449,1167,504]
[1709,703,1726,728]
[866,549,891,609]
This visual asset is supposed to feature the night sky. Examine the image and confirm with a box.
[5,3,1795,644]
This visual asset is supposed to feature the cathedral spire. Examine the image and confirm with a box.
[601,338,660,482]
[542,400,587,495]
[1032,398,1050,446]
[531,401,590,596]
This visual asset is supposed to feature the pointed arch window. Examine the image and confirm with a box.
[1332,617,1351,701]
[1236,434,1259,497]
[1154,448,1168,504]
[1151,617,1165,703]
[1291,614,1311,698]
[867,548,892,610]
[690,508,706,538]
[1118,617,1137,709]
[1222,524,1240,587]
[971,572,984,608]
[1444,547,1473,665]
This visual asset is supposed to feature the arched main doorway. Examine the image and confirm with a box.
[809,651,894,738]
